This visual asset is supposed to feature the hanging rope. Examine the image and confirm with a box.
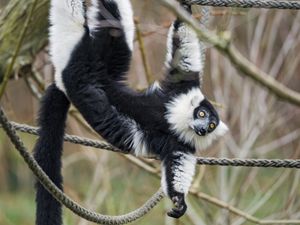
[184,0,300,10]
[3,121,300,169]
[0,106,164,225]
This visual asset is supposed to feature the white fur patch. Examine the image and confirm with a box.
[172,153,196,194]
[50,0,85,93]
[161,152,196,196]
[165,22,203,72]
[126,122,152,157]
[165,88,228,151]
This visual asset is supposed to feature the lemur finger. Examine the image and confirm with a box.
[167,204,187,218]
[168,193,187,218]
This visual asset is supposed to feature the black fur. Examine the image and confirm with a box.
[34,84,70,225]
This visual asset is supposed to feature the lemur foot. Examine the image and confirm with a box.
[167,194,187,218]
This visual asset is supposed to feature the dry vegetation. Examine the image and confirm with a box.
[0,0,300,224]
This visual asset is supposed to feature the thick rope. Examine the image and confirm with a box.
[0,106,164,225]
[3,121,300,169]
[197,157,300,168]
[184,0,300,10]
[10,122,121,153]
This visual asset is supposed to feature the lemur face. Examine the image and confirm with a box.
[190,99,220,136]
[165,88,228,150]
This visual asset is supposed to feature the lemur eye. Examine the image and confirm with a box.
[198,111,205,118]
[210,123,216,129]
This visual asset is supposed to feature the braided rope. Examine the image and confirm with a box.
[3,121,300,169]
[185,0,300,10]
[10,122,121,153]
[0,107,164,225]
[197,157,300,168]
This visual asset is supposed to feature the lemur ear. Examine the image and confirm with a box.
[215,121,229,137]
[191,95,201,107]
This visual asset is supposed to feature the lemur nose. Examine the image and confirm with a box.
[199,128,207,135]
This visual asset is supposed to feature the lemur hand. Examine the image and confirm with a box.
[167,193,187,218]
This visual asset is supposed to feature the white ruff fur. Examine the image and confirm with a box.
[165,22,203,72]
[161,152,196,196]
[50,0,85,93]
[87,0,134,51]
[165,88,228,151]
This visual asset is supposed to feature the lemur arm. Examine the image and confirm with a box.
[158,135,197,218]
[161,150,197,218]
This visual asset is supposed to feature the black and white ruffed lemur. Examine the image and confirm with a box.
[34,0,228,223]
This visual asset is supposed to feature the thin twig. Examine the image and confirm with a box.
[134,18,153,84]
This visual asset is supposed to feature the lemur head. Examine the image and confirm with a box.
[165,88,228,151]
[190,98,220,136]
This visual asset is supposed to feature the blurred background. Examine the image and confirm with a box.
[0,0,300,224]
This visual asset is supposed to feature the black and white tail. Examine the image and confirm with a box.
[34,84,70,225]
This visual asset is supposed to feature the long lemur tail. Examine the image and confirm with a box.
[34,84,70,225]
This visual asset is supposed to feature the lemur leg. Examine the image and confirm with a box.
[86,0,134,82]
[87,0,134,51]
[164,5,203,74]
[161,152,197,218]
[150,5,204,94]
